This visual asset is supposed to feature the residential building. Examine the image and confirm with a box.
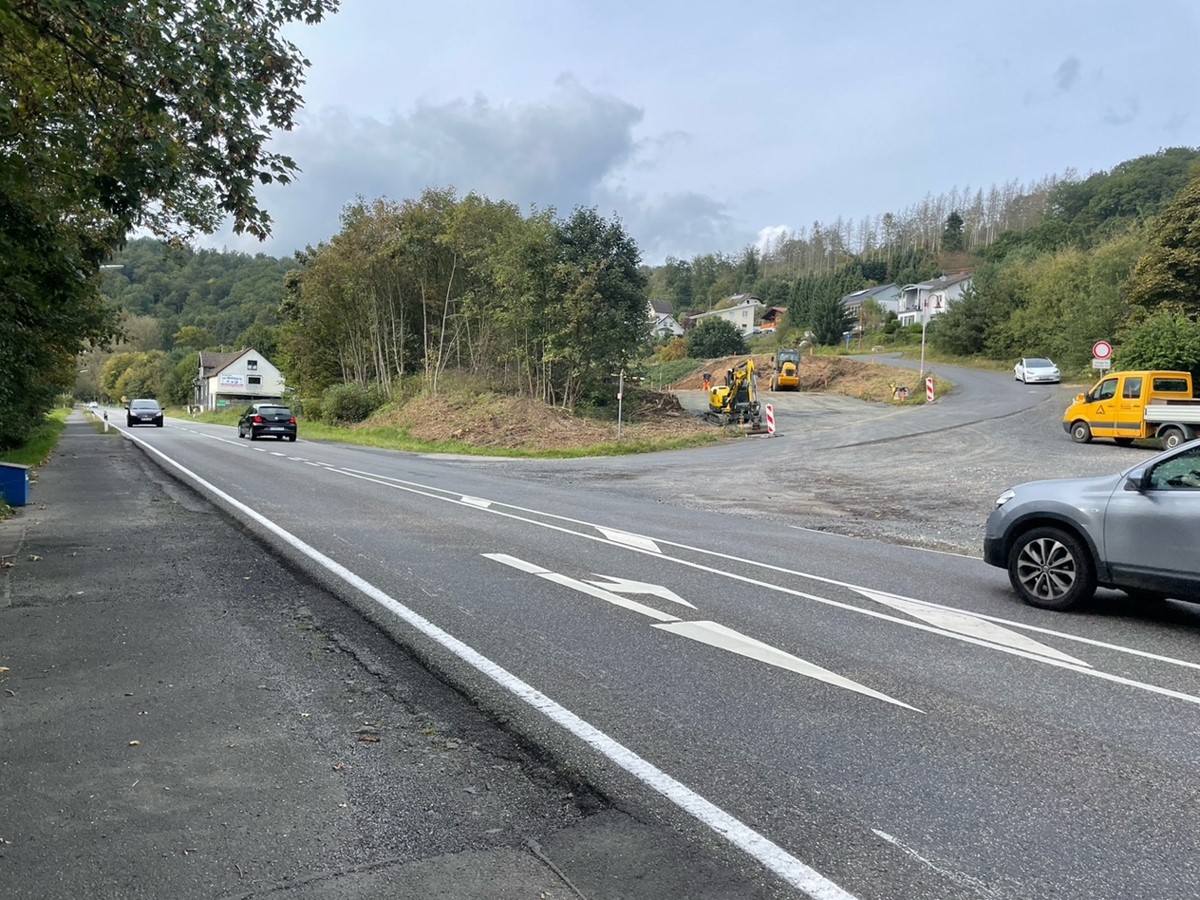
[196,348,286,411]
[897,272,973,327]
[690,293,764,337]
[840,284,901,320]
[759,306,788,332]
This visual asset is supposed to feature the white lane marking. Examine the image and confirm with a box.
[872,830,1004,899]
[117,446,856,900]
[496,556,912,709]
[854,588,1090,667]
[585,575,696,609]
[486,554,679,623]
[656,621,921,712]
[598,527,661,553]
[789,526,981,560]
[461,495,492,509]
[288,466,1200,700]
[270,452,287,457]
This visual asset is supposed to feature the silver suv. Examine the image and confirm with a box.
[984,440,1200,610]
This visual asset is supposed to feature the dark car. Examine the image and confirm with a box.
[126,398,163,427]
[983,439,1200,610]
[237,403,297,442]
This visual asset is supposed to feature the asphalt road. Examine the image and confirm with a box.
[6,368,1199,900]
[28,365,1200,899]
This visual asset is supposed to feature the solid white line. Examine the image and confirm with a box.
[124,440,857,900]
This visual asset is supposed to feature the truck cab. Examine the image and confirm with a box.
[1063,370,1197,447]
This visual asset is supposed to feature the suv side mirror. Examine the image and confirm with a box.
[1123,467,1149,492]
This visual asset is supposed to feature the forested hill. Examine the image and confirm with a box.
[99,238,298,352]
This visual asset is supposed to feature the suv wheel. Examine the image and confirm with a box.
[1007,526,1096,611]
[1069,421,1092,443]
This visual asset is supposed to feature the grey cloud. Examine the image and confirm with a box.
[200,81,645,255]
[1103,96,1140,126]
[1053,57,1081,92]
[595,189,740,264]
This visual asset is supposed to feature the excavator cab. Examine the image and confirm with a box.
[706,359,767,432]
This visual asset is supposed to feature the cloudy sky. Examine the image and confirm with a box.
[201,0,1199,264]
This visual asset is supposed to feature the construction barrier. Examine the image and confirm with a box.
[765,404,775,435]
[926,376,935,403]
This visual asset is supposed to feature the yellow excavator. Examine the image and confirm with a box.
[706,358,767,432]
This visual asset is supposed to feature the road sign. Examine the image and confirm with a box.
[925,377,935,403]
[1092,359,1112,370]
[1092,340,1112,361]
[764,403,775,435]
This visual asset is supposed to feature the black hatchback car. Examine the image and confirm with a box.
[237,403,297,441]
[126,398,164,427]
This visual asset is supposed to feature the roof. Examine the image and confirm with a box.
[904,272,973,291]
[840,284,898,303]
[199,348,258,375]
[648,299,674,315]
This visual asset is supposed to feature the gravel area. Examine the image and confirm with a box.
[757,390,1159,555]
[517,381,1164,558]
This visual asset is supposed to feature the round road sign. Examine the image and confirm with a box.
[1092,340,1113,361]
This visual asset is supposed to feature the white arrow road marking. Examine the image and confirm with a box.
[585,575,697,609]
[853,588,1090,667]
[655,621,922,713]
[597,527,661,553]
[485,553,680,623]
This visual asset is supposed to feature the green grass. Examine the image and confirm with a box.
[0,407,69,466]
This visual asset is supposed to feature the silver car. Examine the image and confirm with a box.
[1014,357,1061,384]
[983,440,1200,610]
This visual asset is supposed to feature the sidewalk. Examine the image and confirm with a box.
[0,414,773,899]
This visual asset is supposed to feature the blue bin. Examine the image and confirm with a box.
[0,463,31,507]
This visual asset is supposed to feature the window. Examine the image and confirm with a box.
[1123,378,1142,399]
[1094,379,1118,402]
[1152,377,1188,392]
[246,360,258,371]
[248,375,261,386]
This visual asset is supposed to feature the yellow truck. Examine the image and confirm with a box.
[1063,370,1200,449]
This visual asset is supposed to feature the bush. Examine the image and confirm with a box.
[687,319,746,358]
[320,383,380,424]
[654,337,689,361]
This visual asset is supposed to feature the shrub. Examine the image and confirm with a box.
[320,383,380,424]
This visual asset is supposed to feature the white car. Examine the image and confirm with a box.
[1014,357,1060,384]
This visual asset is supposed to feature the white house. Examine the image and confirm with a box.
[196,348,286,411]
[691,293,764,337]
[897,272,973,327]
[651,313,684,338]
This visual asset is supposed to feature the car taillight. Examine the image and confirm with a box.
[253,415,264,423]
[289,417,296,424]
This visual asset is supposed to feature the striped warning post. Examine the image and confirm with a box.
[926,376,935,402]
[765,403,775,435]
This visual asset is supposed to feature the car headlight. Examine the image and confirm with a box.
[994,489,1015,508]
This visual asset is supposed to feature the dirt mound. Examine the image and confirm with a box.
[672,354,924,402]
[362,391,711,452]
